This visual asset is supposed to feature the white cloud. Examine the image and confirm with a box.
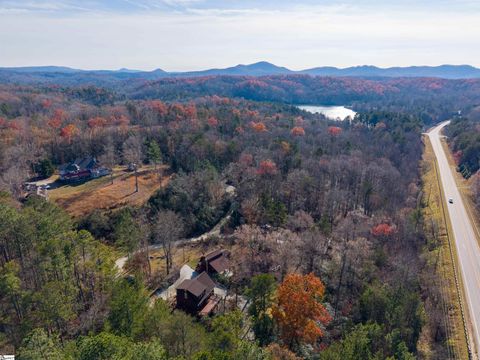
[0,3,479,69]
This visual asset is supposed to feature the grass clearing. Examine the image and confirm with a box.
[420,136,469,359]
[49,165,170,217]
[148,244,205,275]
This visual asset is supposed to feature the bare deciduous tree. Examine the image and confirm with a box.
[99,136,117,185]
[152,210,184,275]
[122,135,143,192]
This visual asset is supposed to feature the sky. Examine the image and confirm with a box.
[0,0,479,71]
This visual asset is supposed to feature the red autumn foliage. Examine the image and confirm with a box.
[291,126,305,136]
[272,273,331,347]
[371,223,395,237]
[48,109,66,129]
[87,116,107,129]
[48,117,62,130]
[245,109,260,119]
[257,160,278,176]
[8,120,21,131]
[41,99,53,109]
[148,100,168,116]
[60,124,79,142]
[210,95,231,105]
[207,117,219,127]
[328,126,342,136]
[183,103,198,119]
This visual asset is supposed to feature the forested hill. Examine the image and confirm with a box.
[2,62,480,81]
[128,76,480,121]
[1,75,479,123]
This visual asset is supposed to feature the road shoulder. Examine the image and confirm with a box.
[421,135,470,359]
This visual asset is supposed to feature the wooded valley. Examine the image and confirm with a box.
[0,75,478,359]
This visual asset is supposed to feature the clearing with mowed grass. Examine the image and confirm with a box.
[49,165,170,217]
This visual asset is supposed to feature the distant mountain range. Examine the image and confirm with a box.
[2,61,480,80]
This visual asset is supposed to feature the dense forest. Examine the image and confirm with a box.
[445,115,480,177]
[0,75,477,359]
[2,74,480,118]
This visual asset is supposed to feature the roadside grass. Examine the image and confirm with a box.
[48,165,170,217]
[420,136,469,360]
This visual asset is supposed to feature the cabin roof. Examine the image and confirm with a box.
[204,249,223,262]
[201,249,230,273]
[177,272,215,298]
[209,256,229,274]
[60,157,98,172]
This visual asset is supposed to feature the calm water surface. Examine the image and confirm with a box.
[297,105,356,121]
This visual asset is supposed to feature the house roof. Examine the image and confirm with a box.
[177,272,215,298]
[204,249,223,262]
[60,157,98,172]
[202,249,230,273]
[77,157,97,170]
[209,256,229,274]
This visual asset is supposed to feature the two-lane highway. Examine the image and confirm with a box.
[428,121,480,357]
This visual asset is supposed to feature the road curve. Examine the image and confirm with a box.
[428,121,480,357]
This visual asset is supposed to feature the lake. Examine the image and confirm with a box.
[297,105,356,121]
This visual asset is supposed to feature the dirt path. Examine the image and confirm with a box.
[115,184,236,274]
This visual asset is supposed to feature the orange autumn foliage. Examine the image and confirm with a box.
[291,126,305,136]
[183,103,198,119]
[272,273,331,347]
[148,100,168,116]
[328,126,342,136]
[48,109,66,129]
[250,121,267,132]
[87,116,107,129]
[60,124,79,142]
[257,159,278,176]
[371,223,395,237]
[267,343,301,360]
